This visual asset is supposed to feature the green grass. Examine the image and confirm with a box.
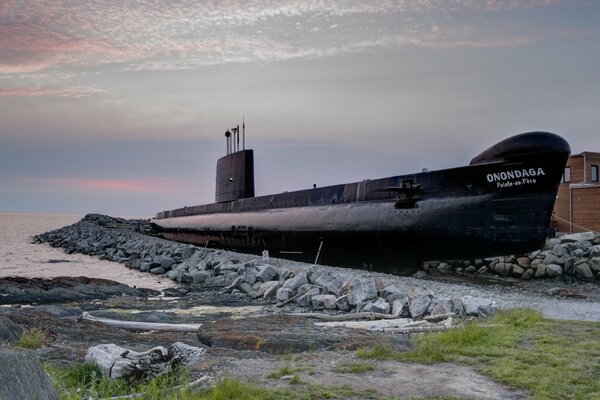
[16,328,46,349]
[330,361,375,374]
[357,308,600,400]
[46,362,192,400]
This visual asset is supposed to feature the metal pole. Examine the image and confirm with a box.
[237,124,240,153]
[569,185,573,233]
[314,240,324,265]
[243,117,245,150]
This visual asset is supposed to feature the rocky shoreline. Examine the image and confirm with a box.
[32,214,600,321]
[2,214,599,398]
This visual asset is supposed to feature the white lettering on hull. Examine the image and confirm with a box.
[486,167,545,188]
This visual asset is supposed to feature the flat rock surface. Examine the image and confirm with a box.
[197,314,411,353]
[0,276,159,304]
[0,348,60,400]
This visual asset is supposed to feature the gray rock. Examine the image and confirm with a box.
[391,298,410,318]
[258,281,280,298]
[589,257,600,272]
[428,299,452,316]
[478,304,497,318]
[564,257,577,274]
[243,270,257,285]
[493,262,512,277]
[560,231,596,243]
[407,286,433,302]
[379,285,404,298]
[477,266,489,274]
[276,287,293,302]
[340,278,377,306]
[324,278,343,295]
[361,297,391,314]
[0,316,22,344]
[552,243,570,257]
[0,348,60,400]
[190,271,212,284]
[409,294,432,319]
[205,276,226,286]
[521,268,535,280]
[546,264,563,278]
[436,262,452,273]
[511,265,525,277]
[155,255,176,270]
[238,282,255,295]
[534,263,548,278]
[335,295,351,311]
[223,276,244,292]
[256,265,278,282]
[574,263,594,280]
[282,272,309,293]
[464,265,477,273]
[516,257,532,268]
[463,297,493,316]
[450,298,464,316]
[149,266,166,275]
[311,294,337,310]
[294,288,320,307]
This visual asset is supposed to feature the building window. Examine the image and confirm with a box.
[592,165,599,182]
[563,167,571,183]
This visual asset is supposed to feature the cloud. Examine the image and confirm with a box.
[3,177,167,192]
[0,0,568,75]
[0,86,107,98]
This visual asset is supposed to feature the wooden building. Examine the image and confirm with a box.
[553,151,600,233]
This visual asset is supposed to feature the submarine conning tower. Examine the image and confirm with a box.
[215,122,255,203]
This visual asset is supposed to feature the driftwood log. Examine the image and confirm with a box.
[81,312,202,332]
[86,342,206,380]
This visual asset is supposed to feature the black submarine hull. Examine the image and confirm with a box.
[154,132,570,271]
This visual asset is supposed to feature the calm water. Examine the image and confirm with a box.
[0,213,175,290]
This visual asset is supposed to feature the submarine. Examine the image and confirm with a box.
[153,124,570,272]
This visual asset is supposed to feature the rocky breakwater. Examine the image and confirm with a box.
[426,231,600,282]
[35,214,495,321]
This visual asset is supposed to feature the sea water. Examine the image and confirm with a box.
[0,212,175,290]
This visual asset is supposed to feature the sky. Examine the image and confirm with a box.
[1,0,599,216]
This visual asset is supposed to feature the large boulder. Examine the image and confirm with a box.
[282,272,309,293]
[361,298,391,314]
[546,264,563,278]
[0,348,60,400]
[339,278,377,306]
[574,263,594,280]
[409,294,432,319]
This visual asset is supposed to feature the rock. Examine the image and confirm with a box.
[493,262,512,277]
[311,294,337,310]
[563,257,577,274]
[190,271,212,284]
[436,262,452,274]
[335,295,351,312]
[516,257,532,268]
[340,278,377,306]
[0,348,60,399]
[407,286,433,302]
[477,266,489,274]
[256,265,278,282]
[450,298,464,316]
[534,263,548,278]
[361,298,391,314]
[552,243,570,257]
[521,268,535,280]
[574,263,594,280]
[391,298,410,318]
[463,297,492,316]
[294,288,321,308]
[409,294,432,319]
[149,266,166,275]
[546,264,563,278]
[464,265,477,273]
[282,272,309,293]
[0,316,22,344]
[324,278,343,295]
[477,304,497,318]
[511,265,525,277]
[258,281,280,297]
[560,231,596,243]
[243,270,257,285]
[379,285,404,298]
[276,287,293,302]
[590,257,600,272]
[428,299,452,316]
[155,255,175,270]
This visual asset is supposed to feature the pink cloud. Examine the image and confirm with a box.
[0,86,107,98]
[5,177,167,192]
